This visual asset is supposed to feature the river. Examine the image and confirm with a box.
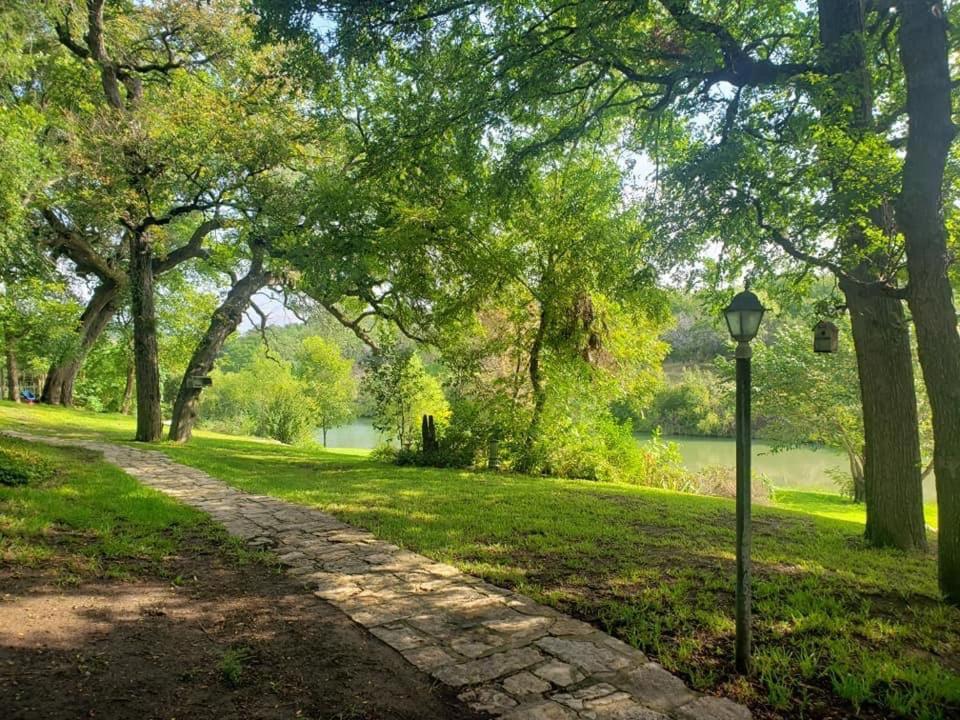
[319,420,937,500]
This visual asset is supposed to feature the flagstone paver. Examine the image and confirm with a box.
[4,430,751,720]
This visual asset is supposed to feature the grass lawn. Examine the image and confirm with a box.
[1,402,957,719]
[0,433,226,583]
[773,487,940,530]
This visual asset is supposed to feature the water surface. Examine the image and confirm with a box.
[319,420,937,500]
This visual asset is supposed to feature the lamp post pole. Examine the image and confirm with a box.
[723,288,764,676]
[734,339,752,674]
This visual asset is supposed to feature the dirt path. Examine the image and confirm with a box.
[2,430,751,720]
[0,531,482,720]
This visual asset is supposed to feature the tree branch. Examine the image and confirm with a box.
[322,302,381,352]
[152,218,222,275]
[751,197,910,299]
[246,298,281,363]
[41,208,125,283]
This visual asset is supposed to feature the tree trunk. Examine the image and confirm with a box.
[42,279,120,406]
[168,254,272,442]
[322,427,328,447]
[897,0,960,603]
[129,231,163,442]
[6,343,19,403]
[842,441,866,503]
[519,306,549,472]
[120,358,134,415]
[852,469,865,505]
[815,0,927,550]
[841,280,928,550]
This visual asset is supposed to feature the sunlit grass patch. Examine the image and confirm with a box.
[0,433,213,581]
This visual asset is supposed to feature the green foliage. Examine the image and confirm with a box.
[220,316,366,373]
[0,2,50,268]
[746,317,863,454]
[219,646,253,687]
[662,293,730,365]
[536,408,690,488]
[200,334,361,445]
[364,344,449,450]
[295,336,358,445]
[200,353,316,445]
[72,323,132,412]
[428,151,670,482]
[156,275,220,402]
[0,277,83,388]
[638,368,733,438]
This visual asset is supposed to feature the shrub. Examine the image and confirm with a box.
[638,368,733,437]
[370,443,397,463]
[199,355,316,444]
[427,394,519,469]
[252,382,313,445]
[689,464,773,504]
[534,410,691,489]
[0,442,55,486]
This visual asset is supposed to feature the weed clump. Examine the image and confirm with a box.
[0,441,55,486]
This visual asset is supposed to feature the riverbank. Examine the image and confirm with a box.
[320,420,938,502]
[0,402,953,719]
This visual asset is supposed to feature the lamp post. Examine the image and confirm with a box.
[723,289,766,675]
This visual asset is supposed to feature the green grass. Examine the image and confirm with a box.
[0,434,217,582]
[774,487,940,529]
[1,401,957,719]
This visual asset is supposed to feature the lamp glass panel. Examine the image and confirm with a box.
[740,309,764,340]
[724,311,742,340]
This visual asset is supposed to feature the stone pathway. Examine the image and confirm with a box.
[4,430,750,720]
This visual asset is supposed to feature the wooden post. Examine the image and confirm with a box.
[488,438,500,470]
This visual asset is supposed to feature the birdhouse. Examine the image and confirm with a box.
[813,321,839,353]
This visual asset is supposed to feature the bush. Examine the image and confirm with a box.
[689,464,773,504]
[533,409,691,489]
[252,382,314,445]
[0,442,55,486]
[199,355,316,445]
[371,444,424,466]
[428,394,517,468]
[638,368,733,437]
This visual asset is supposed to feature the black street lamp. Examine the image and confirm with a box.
[723,289,766,674]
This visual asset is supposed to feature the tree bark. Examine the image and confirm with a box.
[841,279,928,549]
[129,231,163,442]
[42,279,121,406]
[120,357,134,415]
[168,251,273,442]
[519,306,549,472]
[897,0,960,603]
[5,343,19,403]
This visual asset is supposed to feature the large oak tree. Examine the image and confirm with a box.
[27,0,310,440]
